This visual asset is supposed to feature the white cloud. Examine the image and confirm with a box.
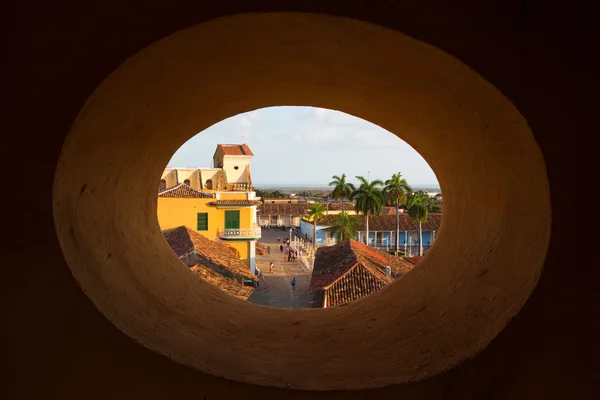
[238,116,252,128]
[314,107,329,120]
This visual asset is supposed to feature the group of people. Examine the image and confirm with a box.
[261,225,288,231]
[285,248,299,262]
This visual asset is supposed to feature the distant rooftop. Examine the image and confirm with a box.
[158,183,213,198]
[217,144,254,156]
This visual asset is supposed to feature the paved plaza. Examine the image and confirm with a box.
[248,228,319,308]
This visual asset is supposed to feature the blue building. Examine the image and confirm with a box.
[300,213,442,255]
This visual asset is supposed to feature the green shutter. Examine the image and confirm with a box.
[197,213,208,231]
[224,210,240,229]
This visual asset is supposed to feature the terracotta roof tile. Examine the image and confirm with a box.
[209,200,262,205]
[325,202,355,211]
[403,256,423,265]
[158,183,213,198]
[162,226,255,281]
[310,239,415,307]
[189,265,254,300]
[218,144,254,156]
[258,203,310,215]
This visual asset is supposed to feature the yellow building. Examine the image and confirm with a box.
[157,144,261,272]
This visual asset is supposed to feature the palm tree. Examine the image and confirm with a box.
[406,192,430,256]
[352,176,384,246]
[383,172,411,256]
[307,203,326,251]
[330,211,360,242]
[329,173,355,214]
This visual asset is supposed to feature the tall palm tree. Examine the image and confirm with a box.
[406,192,430,256]
[352,176,384,246]
[329,173,355,214]
[383,172,411,256]
[307,203,326,251]
[330,211,360,242]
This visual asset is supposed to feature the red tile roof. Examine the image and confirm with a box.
[258,203,310,216]
[382,206,403,215]
[310,239,414,291]
[162,226,255,281]
[158,183,213,198]
[310,239,415,307]
[218,144,254,156]
[189,265,254,300]
[308,213,442,231]
[209,199,262,205]
[325,202,355,211]
[403,256,423,265]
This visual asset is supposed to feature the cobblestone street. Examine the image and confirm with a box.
[248,228,318,308]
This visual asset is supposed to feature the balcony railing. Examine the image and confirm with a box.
[218,225,262,239]
[226,182,253,191]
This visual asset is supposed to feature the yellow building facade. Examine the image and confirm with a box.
[157,144,261,272]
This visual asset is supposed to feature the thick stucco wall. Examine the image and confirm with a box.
[7,1,589,399]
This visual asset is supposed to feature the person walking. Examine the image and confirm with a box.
[269,262,274,273]
[277,237,280,243]
[280,244,284,252]
[291,277,296,289]
[267,245,271,254]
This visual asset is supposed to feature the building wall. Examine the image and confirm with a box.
[157,198,218,237]
[198,168,220,190]
[221,155,251,183]
[259,214,300,227]
[218,192,251,200]
[161,169,178,188]
[157,198,256,266]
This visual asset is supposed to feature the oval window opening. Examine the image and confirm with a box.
[157,106,442,308]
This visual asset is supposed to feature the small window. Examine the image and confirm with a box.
[197,213,208,231]
[234,166,239,170]
[205,179,213,190]
[159,179,166,190]
[184,179,190,185]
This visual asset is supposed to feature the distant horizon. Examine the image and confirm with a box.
[253,183,441,190]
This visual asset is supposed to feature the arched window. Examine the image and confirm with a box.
[159,179,166,190]
[183,179,190,186]
[205,179,213,190]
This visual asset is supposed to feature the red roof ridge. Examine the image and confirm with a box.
[217,143,254,156]
[158,183,213,198]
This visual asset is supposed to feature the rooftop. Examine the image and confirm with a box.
[258,203,310,215]
[189,265,254,300]
[158,183,213,198]
[217,144,254,156]
[404,256,423,265]
[162,226,255,281]
[310,239,414,292]
[210,199,262,205]
[325,202,355,211]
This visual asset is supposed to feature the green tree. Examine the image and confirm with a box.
[352,176,384,246]
[406,192,430,256]
[329,173,356,214]
[383,172,412,256]
[330,212,360,242]
[307,203,326,251]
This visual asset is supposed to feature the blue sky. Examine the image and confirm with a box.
[168,106,439,187]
